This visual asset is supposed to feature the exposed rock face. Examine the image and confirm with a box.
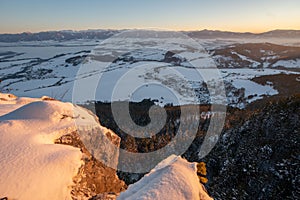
[203,95,300,199]
[89,193,118,200]
[55,131,127,200]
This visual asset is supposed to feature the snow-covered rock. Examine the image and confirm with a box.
[0,93,124,200]
[117,155,213,200]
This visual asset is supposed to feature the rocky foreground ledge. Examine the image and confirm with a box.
[0,93,212,200]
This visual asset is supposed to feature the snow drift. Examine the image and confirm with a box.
[118,155,213,200]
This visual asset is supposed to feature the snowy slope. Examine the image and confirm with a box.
[118,155,213,200]
[0,93,110,200]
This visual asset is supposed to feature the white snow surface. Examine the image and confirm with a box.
[2,39,300,108]
[118,155,213,200]
[0,93,105,200]
[231,79,278,103]
[273,59,300,68]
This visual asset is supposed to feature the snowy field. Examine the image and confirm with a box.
[1,36,299,108]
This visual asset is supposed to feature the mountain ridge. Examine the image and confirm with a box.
[1,29,300,42]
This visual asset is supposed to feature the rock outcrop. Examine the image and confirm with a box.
[55,130,127,200]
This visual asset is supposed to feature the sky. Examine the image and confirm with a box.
[0,0,300,33]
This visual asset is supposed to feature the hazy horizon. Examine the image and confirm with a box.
[1,28,300,35]
[1,0,300,34]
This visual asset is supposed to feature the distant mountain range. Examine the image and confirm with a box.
[0,30,120,42]
[0,29,300,42]
[187,29,300,39]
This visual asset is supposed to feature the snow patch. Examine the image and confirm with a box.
[273,59,300,68]
[231,79,278,102]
